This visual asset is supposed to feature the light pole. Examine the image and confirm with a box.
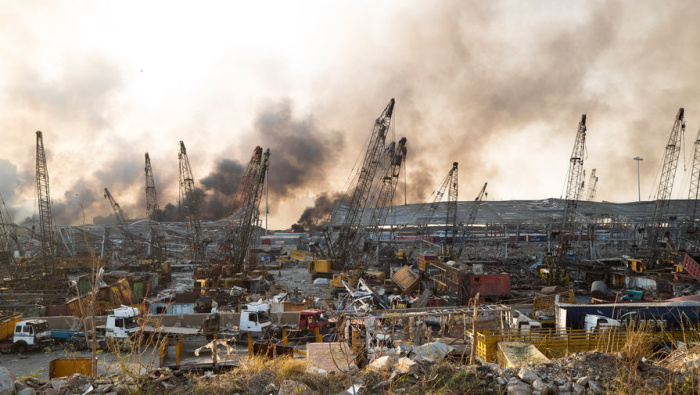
[633,157,643,202]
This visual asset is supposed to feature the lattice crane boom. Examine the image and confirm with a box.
[687,126,700,232]
[144,152,166,261]
[36,131,56,273]
[445,162,459,257]
[419,162,459,257]
[332,98,395,269]
[543,114,587,285]
[585,169,598,201]
[103,188,127,226]
[456,182,487,259]
[145,152,159,219]
[178,141,205,263]
[220,146,270,273]
[369,137,407,242]
[650,108,685,254]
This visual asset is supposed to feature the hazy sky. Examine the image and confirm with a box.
[1,1,699,229]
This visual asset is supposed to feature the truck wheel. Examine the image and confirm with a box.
[15,342,26,354]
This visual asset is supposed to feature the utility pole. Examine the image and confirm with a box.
[633,157,643,202]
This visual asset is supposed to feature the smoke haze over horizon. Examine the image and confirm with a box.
[1,1,700,230]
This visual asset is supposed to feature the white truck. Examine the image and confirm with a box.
[104,305,141,338]
[238,301,272,338]
[59,305,141,351]
[12,319,51,353]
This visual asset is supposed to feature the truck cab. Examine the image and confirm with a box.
[105,305,140,338]
[14,319,51,352]
[239,302,272,337]
[298,309,331,333]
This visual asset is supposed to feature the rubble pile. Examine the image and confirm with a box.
[7,350,699,394]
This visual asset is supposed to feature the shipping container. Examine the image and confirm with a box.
[418,253,440,271]
[391,265,420,294]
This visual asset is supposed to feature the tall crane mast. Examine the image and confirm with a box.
[104,188,127,226]
[178,141,205,263]
[36,131,56,274]
[331,98,395,270]
[145,152,159,219]
[585,169,598,201]
[543,114,587,285]
[0,195,18,279]
[369,137,407,242]
[687,126,700,234]
[444,162,459,258]
[220,146,270,273]
[144,152,165,261]
[649,108,685,258]
[456,182,488,260]
[419,162,459,258]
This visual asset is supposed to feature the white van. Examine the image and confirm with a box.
[584,314,620,333]
[510,310,543,333]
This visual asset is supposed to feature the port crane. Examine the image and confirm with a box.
[327,99,395,270]
[178,141,205,263]
[35,131,57,275]
[368,137,407,244]
[456,182,488,260]
[145,152,166,261]
[219,146,270,274]
[646,108,685,267]
[419,162,459,260]
[585,169,598,201]
[542,114,587,285]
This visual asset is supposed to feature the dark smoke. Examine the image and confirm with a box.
[197,158,246,220]
[201,159,245,196]
[151,99,346,223]
[255,99,344,199]
[296,192,346,231]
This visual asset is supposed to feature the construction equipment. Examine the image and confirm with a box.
[103,188,128,225]
[686,125,700,246]
[103,188,146,257]
[368,137,408,243]
[585,169,598,202]
[326,99,395,270]
[144,152,166,262]
[541,114,587,285]
[456,182,488,260]
[0,193,20,278]
[646,108,685,268]
[419,162,459,261]
[178,141,205,263]
[219,146,270,274]
[36,131,58,273]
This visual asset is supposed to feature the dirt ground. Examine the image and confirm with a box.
[0,341,257,380]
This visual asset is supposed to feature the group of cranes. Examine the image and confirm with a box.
[324,98,404,271]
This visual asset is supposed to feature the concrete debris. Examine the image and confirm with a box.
[0,367,14,395]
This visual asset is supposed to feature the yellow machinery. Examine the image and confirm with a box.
[627,258,647,273]
[308,259,335,280]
